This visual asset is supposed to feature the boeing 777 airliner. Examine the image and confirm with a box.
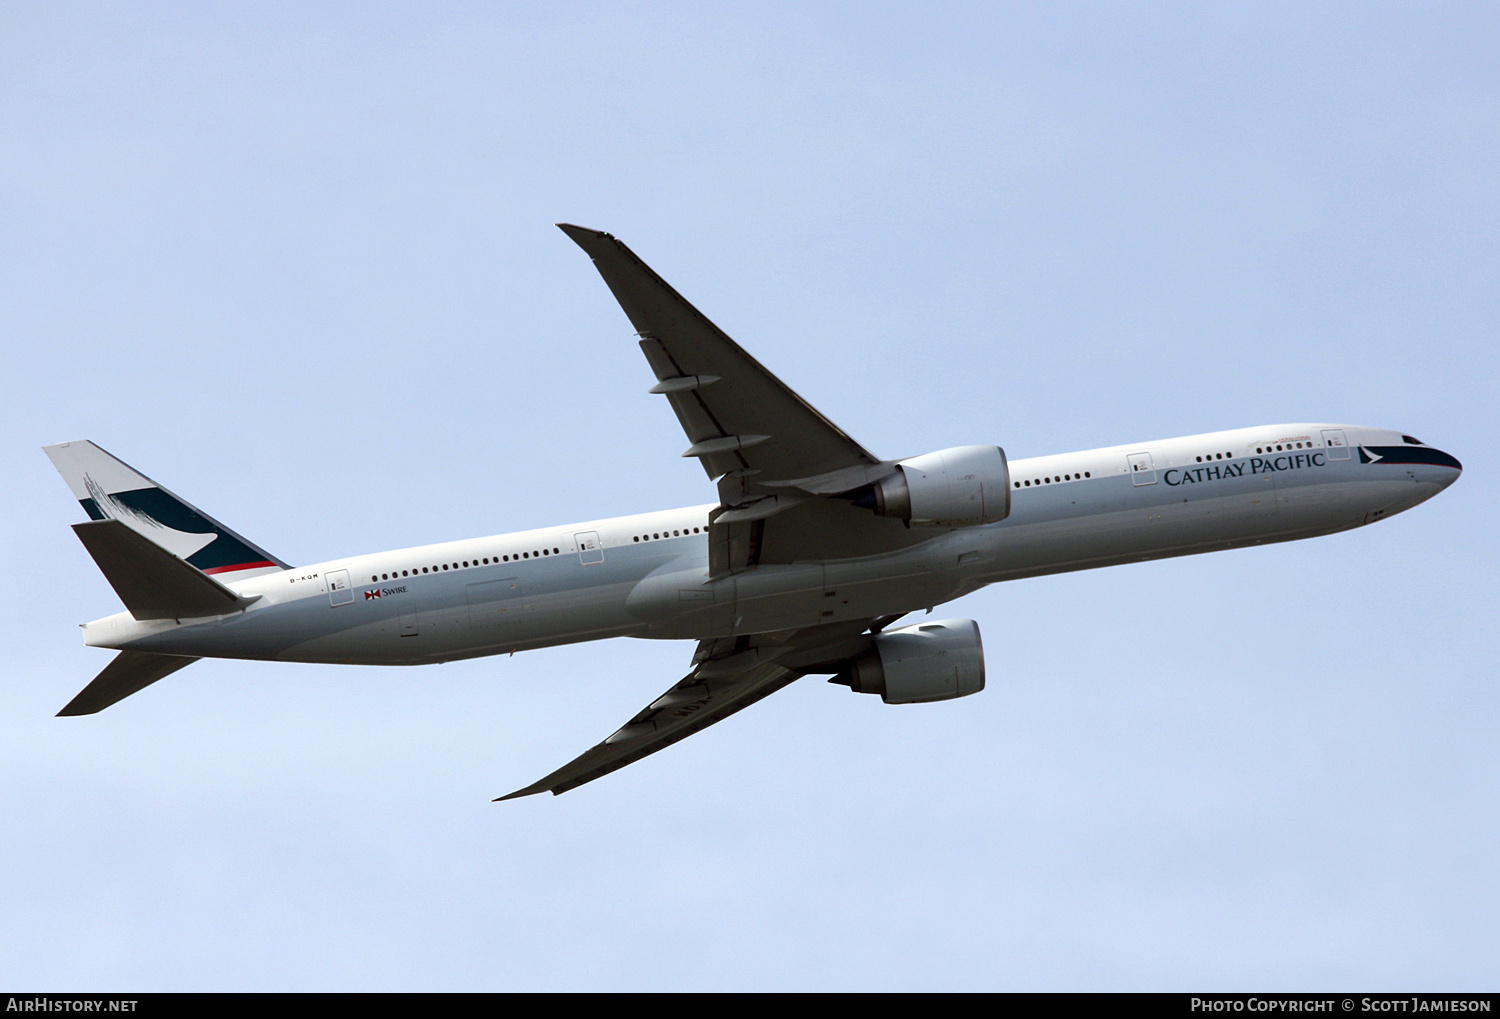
[46,225,1463,798]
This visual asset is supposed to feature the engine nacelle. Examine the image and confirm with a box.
[838,618,986,704]
[855,445,1010,526]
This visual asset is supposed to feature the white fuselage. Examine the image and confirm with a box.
[79,423,1459,666]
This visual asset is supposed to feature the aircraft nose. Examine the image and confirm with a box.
[1433,447,1462,472]
[1379,444,1462,475]
[1433,448,1462,488]
[1409,446,1462,491]
[1370,442,1463,491]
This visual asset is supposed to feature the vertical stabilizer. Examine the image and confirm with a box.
[44,441,289,580]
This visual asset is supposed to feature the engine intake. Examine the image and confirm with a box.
[834,618,986,704]
[853,445,1010,526]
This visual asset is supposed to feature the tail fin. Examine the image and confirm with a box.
[44,441,289,579]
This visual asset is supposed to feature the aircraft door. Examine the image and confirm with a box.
[575,531,604,565]
[1127,452,1157,486]
[327,569,353,606]
[1322,429,1351,460]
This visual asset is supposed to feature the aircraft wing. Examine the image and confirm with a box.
[559,224,881,483]
[497,620,883,799]
[560,225,913,574]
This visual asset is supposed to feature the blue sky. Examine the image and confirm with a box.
[3,2,1496,990]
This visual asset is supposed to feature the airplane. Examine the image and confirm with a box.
[45,224,1463,799]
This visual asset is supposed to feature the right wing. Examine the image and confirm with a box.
[496,620,885,800]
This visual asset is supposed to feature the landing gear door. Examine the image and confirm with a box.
[1322,429,1351,460]
[1127,452,1157,486]
[575,530,604,565]
[327,569,353,606]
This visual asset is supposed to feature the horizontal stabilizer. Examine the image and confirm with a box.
[72,519,259,620]
[58,651,199,716]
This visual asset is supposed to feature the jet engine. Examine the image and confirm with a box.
[833,618,986,704]
[852,445,1010,526]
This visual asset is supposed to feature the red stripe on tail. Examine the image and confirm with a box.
[203,560,277,575]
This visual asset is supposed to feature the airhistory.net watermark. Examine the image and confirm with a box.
[6,1000,138,1012]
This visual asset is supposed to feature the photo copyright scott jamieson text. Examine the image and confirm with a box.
[6,1002,137,1013]
[1191,1000,1491,1013]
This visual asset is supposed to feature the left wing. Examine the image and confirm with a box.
[558,224,882,486]
[497,620,885,799]
[559,224,919,575]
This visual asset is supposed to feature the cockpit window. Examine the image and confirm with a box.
[1402,435,1424,445]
